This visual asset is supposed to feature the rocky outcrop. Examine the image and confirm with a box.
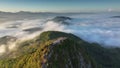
[40,37,93,68]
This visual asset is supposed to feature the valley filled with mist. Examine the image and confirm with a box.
[0,12,120,68]
[0,12,120,47]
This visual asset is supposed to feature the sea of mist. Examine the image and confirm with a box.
[0,12,120,54]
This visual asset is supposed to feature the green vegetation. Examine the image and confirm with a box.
[51,16,71,25]
[0,31,120,68]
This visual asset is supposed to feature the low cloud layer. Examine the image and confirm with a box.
[0,13,120,54]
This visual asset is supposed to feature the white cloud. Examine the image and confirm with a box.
[0,13,120,55]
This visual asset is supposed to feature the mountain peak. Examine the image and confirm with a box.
[0,31,120,68]
[40,37,93,68]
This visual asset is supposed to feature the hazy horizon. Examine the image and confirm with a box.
[0,0,120,12]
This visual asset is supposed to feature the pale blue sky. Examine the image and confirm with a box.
[0,0,120,12]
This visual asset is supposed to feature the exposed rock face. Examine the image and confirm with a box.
[41,38,93,68]
[53,37,67,45]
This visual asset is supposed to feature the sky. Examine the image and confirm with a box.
[0,0,120,12]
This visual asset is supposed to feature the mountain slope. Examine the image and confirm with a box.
[0,31,96,68]
[0,31,120,68]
